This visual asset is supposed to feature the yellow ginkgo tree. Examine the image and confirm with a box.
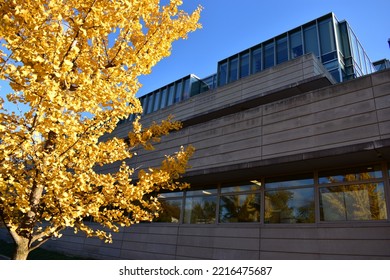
[0,0,200,260]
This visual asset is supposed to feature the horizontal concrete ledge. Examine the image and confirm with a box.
[183,138,390,186]
[182,74,333,127]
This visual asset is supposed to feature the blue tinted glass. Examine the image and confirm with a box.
[229,58,238,82]
[304,24,319,57]
[218,62,227,86]
[265,175,314,189]
[240,53,250,78]
[174,81,182,103]
[318,18,336,54]
[167,85,175,106]
[160,88,167,109]
[251,47,262,73]
[153,90,161,111]
[290,31,303,59]
[276,37,288,64]
[264,42,274,69]
[146,94,154,113]
[183,78,191,100]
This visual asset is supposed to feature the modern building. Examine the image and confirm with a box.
[1,12,390,259]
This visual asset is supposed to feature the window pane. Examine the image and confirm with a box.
[264,42,274,69]
[186,189,217,196]
[265,174,314,189]
[251,47,262,73]
[320,183,387,221]
[174,81,182,103]
[219,193,260,223]
[155,198,182,223]
[319,165,383,184]
[290,31,303,59]
[229,57,238,83]
[160,88,167,109]
[183,78,191,100]
[221,184,259,194]
[318,18,336,54]
[276,36,288,64]
[167,84,175,106]
[304,24,319,57]
[218,61,228,86]
[153,90,161,112]
[265,188,315,223]
[146,94,154,114]
[184,196,216,224]
[240,52,250,78]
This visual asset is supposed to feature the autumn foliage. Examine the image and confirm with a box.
[0,0,200,259]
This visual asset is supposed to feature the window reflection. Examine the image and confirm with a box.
[264,42,274,69]
[219,193,260,223]
[184,190,217,224]
[251,47,262,73]
[156,199,182,223]
[265,188,315,223]
[320,183,387,221]
[290,31,303,59]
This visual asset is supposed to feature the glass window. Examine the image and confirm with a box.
[229,57,238,83]
[184,189,217,224]
[153,90,161,112]
[251,47,262,74]
[174,81,182,103]
[160,88,167,109]
[221,184,259,194]
[319,165,383,184]
[320,183,387,221]
[218,61,228,86]
[182,78,191,100]
[318,18,336,55]
[219,193,260,223]
[265,188,315,223]
[265,174,314,189]
[290,31,303,59]
[304,24,319,57]
[264,42,274,69]
[146,94,154,114]
[276,36,288,64]
[155,192,183,223]
[240,52,250,78]
[167,84,175,106]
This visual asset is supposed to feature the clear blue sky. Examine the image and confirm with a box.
[138,0,390,96]
[1,0,389,107]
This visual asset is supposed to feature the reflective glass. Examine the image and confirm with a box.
[146,94,154,114]
[319,19,336,54]
[251,47,262,73]
[153,90,161,112]
[229,57,238,83]
[304,24,319,57]
[320,183,387,221]
[174,81,182,103]
[184,196,217,224]
[160,88,167,109]
[290,31,303,59]
[264,42,274,69]
[319,165,382,184]
[219,193,260,223]
[186,189,217,196]
[276,37,288,64]
[265,174,314,189]
[265,188,315,223]
[183,78,191,100]
[240,52,250,78]
[167,84,175,106]
[155,198,182,223]
[218,62,228,86]
[221,184,259,194]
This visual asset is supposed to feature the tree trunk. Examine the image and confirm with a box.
[13,237,30,260]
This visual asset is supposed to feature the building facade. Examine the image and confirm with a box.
[1,13,390,260]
